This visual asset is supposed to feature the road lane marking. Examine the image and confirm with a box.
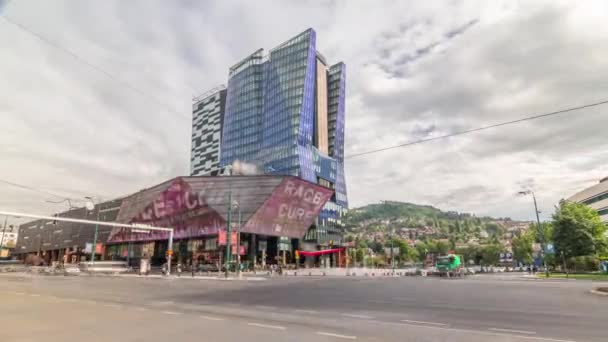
[247,323,286,330]
[401,319,448,326]
[161,311,181,315]
[294,309,318,314]
[489,328,537,335]
[103,304,120,308]
[15,292,26,295]
[200,315,224,321]
[390,321,576,342]
[255,305,277,310]
[341,313,374,319]
[136,307,147,311]
[28,294,40,297]
[156,301,174,305]
[316,332,357,339]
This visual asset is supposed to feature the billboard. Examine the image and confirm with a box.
[108,176,333,243]
[241,178,333,238]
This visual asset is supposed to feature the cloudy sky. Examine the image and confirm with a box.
[1,0,607,223]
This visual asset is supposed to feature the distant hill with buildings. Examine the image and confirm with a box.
[345,201,530,246]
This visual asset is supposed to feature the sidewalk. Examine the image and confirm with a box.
[0,270,267,281]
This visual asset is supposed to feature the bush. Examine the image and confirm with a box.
[567,256,600,272]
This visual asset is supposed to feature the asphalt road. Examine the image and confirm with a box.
[0,272,604,341]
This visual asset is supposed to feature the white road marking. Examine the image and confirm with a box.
[255,305,277,310]
[136,307,147,311]
[316,332,357,339]
[103,304,120,308]
[15,292,26,295]
[247,323,286,330]
[341,313,374,319]
[401,319,448,326]
[392,321,576,342]
[294,309,318,314]
[28,294,40,297]
[489,328,537,335]
[156,301,174,305]
[200,315,224,321]
[161,311,181,315]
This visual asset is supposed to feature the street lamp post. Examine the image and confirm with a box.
[85,197,100,263]
[0,216,7,256]
[235,202,242,278]
[390,228,395,274]
[224,168,233,279]
[518,190,549,277]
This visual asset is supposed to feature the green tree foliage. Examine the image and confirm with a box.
[512,231,534,264]
[480,244,502,265]
[530,222,553,244]
[484,223,505,239]
[553,201,607,259]
[455,245,480,265]
[435,241,450,255]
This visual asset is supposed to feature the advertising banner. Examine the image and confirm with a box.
[241,178,333,238]
[108,176,333,243]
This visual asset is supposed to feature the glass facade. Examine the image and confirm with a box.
[220,28,348,245]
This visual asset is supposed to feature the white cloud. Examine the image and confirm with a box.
[0,0,606,223]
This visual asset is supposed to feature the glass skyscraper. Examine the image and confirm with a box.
[197,28,347,246]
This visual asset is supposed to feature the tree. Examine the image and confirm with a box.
[455,245,480,265]
[484,223,505,239]
[512,231,534,264]
[480,244,502,265]
[369,240,384,254]
[553,201,607,259]
[531,222,553,245]
[435,240,449,255]
[415,242,428,262]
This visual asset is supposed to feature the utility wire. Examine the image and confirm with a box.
[0,15,193,120]
[0,179,81,201]
[345,99,608,159]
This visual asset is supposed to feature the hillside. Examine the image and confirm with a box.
[344,201,529,245]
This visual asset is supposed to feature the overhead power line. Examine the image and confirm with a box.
[0,178,80,201]
[0,15,192,120]
[345,99,608,159]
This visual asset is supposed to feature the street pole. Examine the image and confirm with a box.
[236,206,241,277]
[225,170,233,279]
[91,209,100,263]
[391,228,395,274]
[530,191,549,278]
[167,229,174,276]
[0,216,8,255]
[85,197,100,263]
[519,190,549,277]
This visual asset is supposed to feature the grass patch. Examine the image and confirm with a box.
[537,273,608,281]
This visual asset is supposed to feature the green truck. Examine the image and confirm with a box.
[435,254,465,277]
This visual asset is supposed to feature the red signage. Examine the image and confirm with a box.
[218,231,237,246]
[231,245,246,255]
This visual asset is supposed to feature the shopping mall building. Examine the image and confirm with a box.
[15,28,348,268]
[15,175,340,267]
